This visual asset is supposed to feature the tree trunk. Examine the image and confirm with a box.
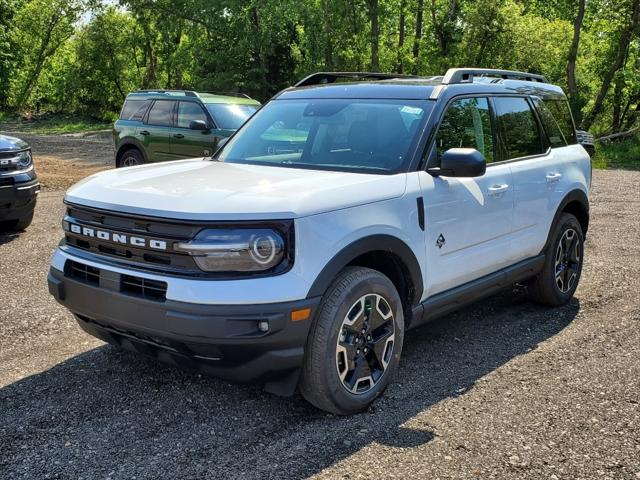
[566,0,586,118]
[15,12,61,110]
[612,74,625,132]
[322,0,333,68]
[397,0,406,73]
[582,0,640,130]
[412,0,424,75]
[367,0,379,71]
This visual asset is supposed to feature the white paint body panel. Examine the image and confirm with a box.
[65,159,406,220]
[52,145,590,306]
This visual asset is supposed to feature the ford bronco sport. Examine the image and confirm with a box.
[113,90,260,167]
[0,134,39,230]
[49,69,591,414]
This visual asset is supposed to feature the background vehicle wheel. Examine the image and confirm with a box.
[300,266,404,415]
[117,149,144,168]
[1,210,34,231]
[529,212,584,306]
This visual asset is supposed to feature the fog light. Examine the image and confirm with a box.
[258,320,269,332]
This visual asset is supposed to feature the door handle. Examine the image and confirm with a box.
[139,130,150,136]
[546,172,562,183]
[173,133,184,139]
[488,184,509,195]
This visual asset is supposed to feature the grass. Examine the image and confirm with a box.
[592,136,640,170]
[0,112,111,135]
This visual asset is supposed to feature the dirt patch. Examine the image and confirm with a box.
[0,131,113,190]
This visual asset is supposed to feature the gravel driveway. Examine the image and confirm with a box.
[0,169,638,479]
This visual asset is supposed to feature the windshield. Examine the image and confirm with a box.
[217,99,431,173]
[206,103,259,129]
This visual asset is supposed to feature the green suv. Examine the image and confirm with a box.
[113,90,260,167]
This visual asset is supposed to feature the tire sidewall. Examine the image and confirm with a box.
[314,270,404,412]
[118,149,144,168]
[547,214,584,301]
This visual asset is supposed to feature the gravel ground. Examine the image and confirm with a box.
[0,131,112,190]
[0,169,639,479]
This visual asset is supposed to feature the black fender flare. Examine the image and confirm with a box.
[306,234,424,304]
[543,189,590,251]
[115,139,148,164]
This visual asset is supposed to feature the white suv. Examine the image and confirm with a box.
[48,69,591,415]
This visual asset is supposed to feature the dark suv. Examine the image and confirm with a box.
[0,134,39,230]
[113,90,260,167]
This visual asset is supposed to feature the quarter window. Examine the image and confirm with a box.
[533,98,566,148]
[436,97,494,163]
[120,99,152,121]
[493,97,544,160]
[177,102,209,128]
[544,99,577,145]
[146,100,175,127]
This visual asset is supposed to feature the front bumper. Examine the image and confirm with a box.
[47,266,320,384]
[0,170,39,221]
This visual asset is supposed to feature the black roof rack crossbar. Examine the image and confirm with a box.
[442,68,547,85]
[295,72,419,87]
[134,89,199,97]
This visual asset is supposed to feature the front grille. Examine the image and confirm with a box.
[64,260,167,301]
[66,261,100,285]
[121,275,167,301]
[64,203,201,274]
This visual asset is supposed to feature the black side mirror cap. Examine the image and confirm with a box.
[427,148,486,177]
[189,120,209,131]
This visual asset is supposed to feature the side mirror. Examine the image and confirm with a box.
[189,120,209,131]
[427,148,486,177]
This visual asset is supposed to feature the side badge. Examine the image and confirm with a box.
[436,234,446,249]
[203,149,210,156]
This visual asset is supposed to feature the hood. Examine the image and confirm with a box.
[0,134,29,152]
[65,159,407,220]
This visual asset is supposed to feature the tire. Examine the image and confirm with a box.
[300,267,404,415]
[529,213,584,306]
[1,210,34,231]
[117,148,144,168]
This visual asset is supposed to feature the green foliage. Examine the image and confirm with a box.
[0,0,639,171]
[592,136,640,170]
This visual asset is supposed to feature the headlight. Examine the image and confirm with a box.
[175,227,289,273]
[17,150,32,168]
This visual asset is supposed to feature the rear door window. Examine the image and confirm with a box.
[146,100,175,127]
[493,97,544,160]
[436,97,495,163]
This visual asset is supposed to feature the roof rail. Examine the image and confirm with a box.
[442,68,547,85]
[295,71,419,87]
[133,89,198,97]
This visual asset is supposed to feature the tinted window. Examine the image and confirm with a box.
[218,99,430,173]
[544,99,577,145]
[146,100,174,127]
[177,102,208,128]
[206,104,258,129]
[120,99,151,120]
[533,98,566,148]
[494,97,544,160]
[436,97,494,163]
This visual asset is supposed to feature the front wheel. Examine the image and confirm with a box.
[300,267,404,415]
[529,212,584,306]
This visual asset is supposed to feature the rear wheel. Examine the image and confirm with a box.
[529,212,584,306]
[300,267,404,415]
[117,148,144,168]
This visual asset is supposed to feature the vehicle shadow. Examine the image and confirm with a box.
[0,228,21,245]
[0,287,579,479]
